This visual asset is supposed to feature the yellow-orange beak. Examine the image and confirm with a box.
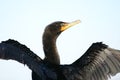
[60,20,81,31]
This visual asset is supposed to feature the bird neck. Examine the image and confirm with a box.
[43,33,60,65]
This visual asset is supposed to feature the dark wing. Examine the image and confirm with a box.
[61,42,120,80]
[0,39,57,80]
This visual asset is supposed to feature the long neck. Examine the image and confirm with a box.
[43,32,60,65]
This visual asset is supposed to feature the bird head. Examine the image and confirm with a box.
[44,20,80,38]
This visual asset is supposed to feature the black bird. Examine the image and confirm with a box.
[0,20,120,80]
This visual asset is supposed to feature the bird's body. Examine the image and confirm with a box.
[0,20,120,80]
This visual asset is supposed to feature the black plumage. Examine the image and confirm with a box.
[0,20,120,80]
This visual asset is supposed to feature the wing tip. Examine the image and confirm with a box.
[2,39,32,53]
[1,39,42,61]
[85,42,108,55]
[2,39,18,44]
[92,42,108,49]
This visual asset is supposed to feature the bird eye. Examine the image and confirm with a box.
[61,23,65,27]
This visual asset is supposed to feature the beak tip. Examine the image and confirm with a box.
[76,20,81,23]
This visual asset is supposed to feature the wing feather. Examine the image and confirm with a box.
[61,42,120,80]
[0,39,57,80]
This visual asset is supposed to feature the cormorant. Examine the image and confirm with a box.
[0,20,120,80]
[32,20,80,80]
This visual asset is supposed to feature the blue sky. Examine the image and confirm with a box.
[0,0,120,80]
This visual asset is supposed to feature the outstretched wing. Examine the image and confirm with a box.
[0,39,57,80]
[61,42,120,80]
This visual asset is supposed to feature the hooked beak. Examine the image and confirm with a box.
[60,20,81,31]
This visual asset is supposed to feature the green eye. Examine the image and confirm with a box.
[61,23,65,26]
